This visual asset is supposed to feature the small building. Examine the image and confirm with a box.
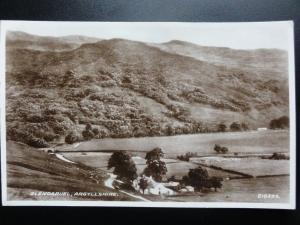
[257,127,268,131]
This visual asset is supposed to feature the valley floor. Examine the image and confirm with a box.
[5,130,291,203]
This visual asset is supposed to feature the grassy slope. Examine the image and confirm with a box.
[6,141,136,201]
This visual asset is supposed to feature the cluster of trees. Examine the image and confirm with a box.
[262,153,289,160]
[143,148,168,182]
[269,116,289,129]
[8,74,257,148]
[107,151,138,186]
[181,167,222,192]
[177,152,197,162]
[65,123,107,144]
[214,144,229,154]
[7,127,50,148]
[107,148,168,190]
[217,122,249,132]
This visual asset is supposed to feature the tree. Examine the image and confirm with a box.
[218,123,227,132]
[82,123,94,140]
[65,131,79,144]
[214,144,228,154]
[144,148,167,182]
[221,146,228,154]
[144,160,167,182]
[214,144,221,153]
[183,166,209,191]
[145,147,164,162]
[166,124,174,136]
[27,137,49,148]
[277,116,289,128]
[138,176,149,194]
[107,151,138,184]
[269,119,279,129]
[270,116,289,129]
[206,176,223,191]
[241,122,249,131]
[230,122,241,131]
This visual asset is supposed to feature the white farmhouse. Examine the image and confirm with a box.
[257,127,268,131]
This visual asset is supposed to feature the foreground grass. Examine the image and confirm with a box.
[6,141,136,201]
[163,176,289,203]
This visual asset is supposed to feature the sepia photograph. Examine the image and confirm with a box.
[0,21,295,208]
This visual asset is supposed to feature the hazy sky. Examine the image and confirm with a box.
[1,21,293,50]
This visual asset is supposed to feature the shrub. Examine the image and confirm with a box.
[43,132,58,142]
[65,131,80,144]
[214,144,221,153]
[52,123,67,135]
[82,123,95,140]
[241,122,249,131]
[205,176,223,191]
[218,123,227,132]
[268,153,289,160]
[270,116,289,129]
[177,155,190,161]
[221,147,228,153]
[230,122,242,131]
[214,144,229,154]
[27,137,49,148]
[177,152,197,161]
[92,128,100,135]
[82,129,94,140]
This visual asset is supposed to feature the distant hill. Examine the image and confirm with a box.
[5,31,289,147]
[150,40,288,79]
[6,31,100,51]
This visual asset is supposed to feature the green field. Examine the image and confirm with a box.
[59,130,289,158]
[61,129,290,179]
[191,157,290,177]
[60,130,290,203]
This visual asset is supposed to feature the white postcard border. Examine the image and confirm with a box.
[0,21,296,209]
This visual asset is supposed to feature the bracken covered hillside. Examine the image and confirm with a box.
[6,31,289,147]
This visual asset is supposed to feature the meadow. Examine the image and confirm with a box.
[59,130,290,203]
[191,157,290,177]
[59,130,289,158]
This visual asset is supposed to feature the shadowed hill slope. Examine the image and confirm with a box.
[6,141,135,201]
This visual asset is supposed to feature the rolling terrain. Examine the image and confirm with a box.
[6,141,135,201]
[6,31,289,147]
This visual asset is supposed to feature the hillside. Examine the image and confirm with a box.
[5,31,289,147]
[6,141,134,201]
